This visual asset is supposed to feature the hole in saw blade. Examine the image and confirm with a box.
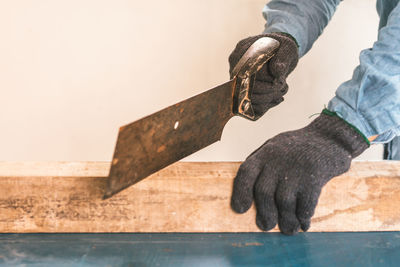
[174,121,179,130]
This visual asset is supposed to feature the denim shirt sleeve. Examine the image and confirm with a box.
[328,2,400,143]
[262,0,342,57]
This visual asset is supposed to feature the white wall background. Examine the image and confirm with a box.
[0,0,382,162]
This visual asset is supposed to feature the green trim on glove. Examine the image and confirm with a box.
[322,109,370,146]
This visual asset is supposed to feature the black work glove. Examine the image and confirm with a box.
[231,110,369,235]
[229,33,299,117]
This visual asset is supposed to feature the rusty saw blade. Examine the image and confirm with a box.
[104,37,280,199]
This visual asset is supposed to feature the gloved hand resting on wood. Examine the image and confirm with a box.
[229,32,299,118]
[230,110,370,235]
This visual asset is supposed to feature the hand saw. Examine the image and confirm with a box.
[103,37,280,199]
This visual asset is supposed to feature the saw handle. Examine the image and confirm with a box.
[231,37,280,121]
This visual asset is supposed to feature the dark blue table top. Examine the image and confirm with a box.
[1,232,399,266]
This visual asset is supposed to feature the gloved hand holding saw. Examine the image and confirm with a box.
[229,33,299,117]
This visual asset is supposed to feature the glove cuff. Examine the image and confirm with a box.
[321,109,370,145]
[308,110,370,158]
[275,32,299,48]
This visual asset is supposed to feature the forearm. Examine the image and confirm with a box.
[328,3,400,143]
[262,0,342,57]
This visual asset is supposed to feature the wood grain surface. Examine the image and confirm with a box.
[0,161,399,233]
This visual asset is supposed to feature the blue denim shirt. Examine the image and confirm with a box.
[263,0,400,144]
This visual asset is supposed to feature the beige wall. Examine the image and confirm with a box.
[0,0,382,161]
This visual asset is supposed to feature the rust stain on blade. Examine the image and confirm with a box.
[104,80,235,198]
[157,145,166,153]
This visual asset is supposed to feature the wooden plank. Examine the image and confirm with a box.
[0,161,399,233]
